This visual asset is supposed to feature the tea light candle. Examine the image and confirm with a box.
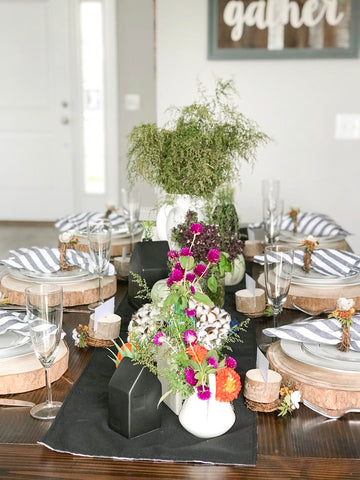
[243,368,282,404]
[244,240,263,261]
[235,288,265,317]
[89,313,121,340]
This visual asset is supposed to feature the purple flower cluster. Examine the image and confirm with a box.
[184,366,197,387]
[225,356,237,369]
[197,385,211,400]
[183,329,197,344]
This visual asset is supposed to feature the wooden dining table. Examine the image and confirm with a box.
[0,282,359,480]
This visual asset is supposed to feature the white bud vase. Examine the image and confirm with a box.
[178,374,235,438]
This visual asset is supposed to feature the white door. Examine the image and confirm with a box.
[0,0,74,220]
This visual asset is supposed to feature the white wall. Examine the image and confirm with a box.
[156,0,360,253]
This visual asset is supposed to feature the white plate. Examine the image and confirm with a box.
[291,267,360,287]
[280,231,346,244]
[8,267,96,284]
[281,339,360,373]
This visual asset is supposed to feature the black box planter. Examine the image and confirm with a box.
[128,240,169,309]
[108,357,162,439]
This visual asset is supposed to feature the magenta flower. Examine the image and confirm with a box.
[190,223,203,234]
[207,249,221,264]
[190,285,195,294]
[153,332,164,346]
[170,268,184,282]
[166,277,174,288]
[167,250,179,261]
[186,272,195,282]
[180,247,193,257]
[225,357,237,369]
[207,357,218,368]
[184,366,197,386]
[185,308,196,317]
[197,385,211,400]
[174,262,184,271]
[183,329,197,344]
[193,263,207,277]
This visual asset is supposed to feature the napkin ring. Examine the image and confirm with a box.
[59,241,75,271]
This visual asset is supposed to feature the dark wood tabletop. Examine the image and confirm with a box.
[0,284,359,480]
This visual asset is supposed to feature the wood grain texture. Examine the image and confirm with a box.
[1,287,360,479]
[0,274,117,306]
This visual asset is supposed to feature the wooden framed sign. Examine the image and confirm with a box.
[208,0,360,59]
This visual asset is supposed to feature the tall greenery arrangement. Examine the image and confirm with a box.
[127,79,270,201]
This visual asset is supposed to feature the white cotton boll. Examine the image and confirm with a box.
[337,297,355,311]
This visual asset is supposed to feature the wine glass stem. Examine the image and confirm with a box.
[44,367,53,406]
[273,309,281,328]
[98,275,103,303]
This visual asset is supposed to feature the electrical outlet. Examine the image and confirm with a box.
[335,114,360,139]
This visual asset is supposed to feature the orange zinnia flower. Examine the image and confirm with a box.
[215,368,241,402]
[186,344,208,364]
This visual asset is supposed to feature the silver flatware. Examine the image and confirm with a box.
[0,399,35,407]
[303,399,360,419]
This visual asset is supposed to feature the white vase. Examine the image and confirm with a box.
[225,254,246,286]
[156,194,206,245]
[178,374,235,438]
[156,346,183,415]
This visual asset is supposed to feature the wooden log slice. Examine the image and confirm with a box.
[267,341,360,410]
[257,272,360,313]
[0,340,69,394]
[0,274,117,307]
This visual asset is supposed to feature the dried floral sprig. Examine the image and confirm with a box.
[300,235,319,253]
[278,386,301,416]
[328,297,355,329]
[72,324,89,348]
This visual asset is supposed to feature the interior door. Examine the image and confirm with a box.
[0,0,74,220]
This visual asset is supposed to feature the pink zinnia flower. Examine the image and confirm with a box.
[207,357,218,368]
[197,385,211,400]
[193,263,207,277]
[190,223,203,234]
[183,329,197,344]
[180,247,193,257]
[167,250,179,261]
[225,357,237,369]
[153,332,164,346]
[186,272,195,282]
[207,249,221,264]
[170,268,184,282]
[185,308,196,318]
[184,366,197,386]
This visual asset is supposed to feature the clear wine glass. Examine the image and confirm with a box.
[261,245,294,351]
[263,197,284,245]
[87,218,112,310]
[25,284,63,420]
[121,188,140,252]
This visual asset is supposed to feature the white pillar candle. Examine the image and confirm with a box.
[89,313,121,340]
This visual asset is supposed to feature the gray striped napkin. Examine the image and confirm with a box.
[0,311,29,336]
[281,212,348,237]
[1,247,115,276]
[55,211,126,232]
[263,316,360,351]
[253,249,360,277]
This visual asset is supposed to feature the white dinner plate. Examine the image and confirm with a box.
[76,223,142,239]
[281,339,360,373]
[290,267,360,287]
[8,267,96,284]
[0,331,34,360]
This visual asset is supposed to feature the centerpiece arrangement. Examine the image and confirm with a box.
[110,222,248,438]
[126,78,270,242]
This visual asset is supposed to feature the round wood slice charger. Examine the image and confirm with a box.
[0,274,117,307]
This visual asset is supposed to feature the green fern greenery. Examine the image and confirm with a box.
[127,78,270,201]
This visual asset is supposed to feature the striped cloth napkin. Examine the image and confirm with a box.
[280,212,348,237]
[263,315,360,351]
[0,311,28,336]
[55,211,127,232]
[1,247,115,276]
[253,249,360,277]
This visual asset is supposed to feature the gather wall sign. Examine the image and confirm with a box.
[208,0,360,59]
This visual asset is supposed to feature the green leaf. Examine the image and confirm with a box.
[192,292,213,306]
[207,275,218,293]
[163,292,180,307]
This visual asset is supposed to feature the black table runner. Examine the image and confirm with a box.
[40,290,257,466]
